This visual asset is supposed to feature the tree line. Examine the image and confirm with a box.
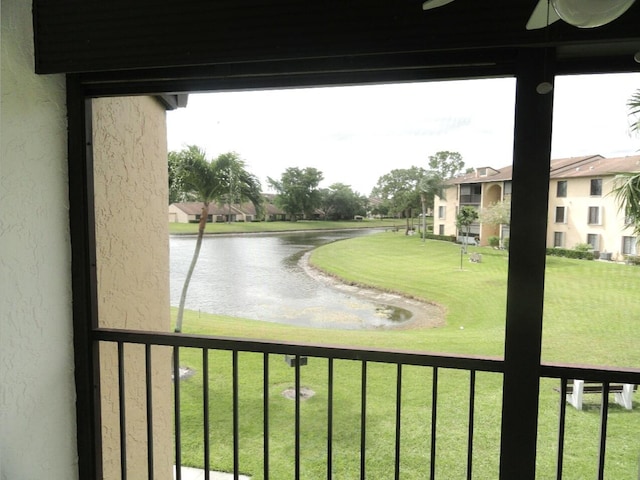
[169,147,480,226]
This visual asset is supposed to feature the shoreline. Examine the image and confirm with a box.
[170,226,391,238]
[300,251,446,330]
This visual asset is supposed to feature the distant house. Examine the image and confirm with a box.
[434,155,640,260]
[262,202,288,221]
[169,197,288,223]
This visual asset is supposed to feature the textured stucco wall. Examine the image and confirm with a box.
[92,96,173,480]
[0,1,78,479]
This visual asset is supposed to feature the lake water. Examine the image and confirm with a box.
[170,230,413,329]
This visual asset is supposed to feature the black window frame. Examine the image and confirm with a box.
[63,48,563,480]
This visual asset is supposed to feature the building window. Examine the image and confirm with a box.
[587,234,599,250]
[590,178,602,196]
[553,232,564,247]
[587,206,601,225]
[438,224,445,235]
[438,206,446,219]
[556,180,567,197]
[554,206,566,223]
[622,236,637,255]
[460,184,481,204]
[504,180,512,196]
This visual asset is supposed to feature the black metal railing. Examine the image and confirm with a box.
[94,328,640,480]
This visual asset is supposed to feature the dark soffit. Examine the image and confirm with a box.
[33,0,640,78]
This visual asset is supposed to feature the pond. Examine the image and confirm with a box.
[169,229,418,330]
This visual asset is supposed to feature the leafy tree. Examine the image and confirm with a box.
[428,151,465,180]
[320,183,366,220]
[481,201,511,227]
[372,166,428,234]
[173,146,262,332]
[268,167,324,221]
[456,205,479,253]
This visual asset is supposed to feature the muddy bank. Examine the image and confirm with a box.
[300,252,446,330]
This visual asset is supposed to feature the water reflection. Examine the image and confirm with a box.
[170,230,413,329]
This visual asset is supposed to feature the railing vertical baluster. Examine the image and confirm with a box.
[467,370,476,480]
[556,378,568,480]
[327,358,334,480]
[173,346,182,480]
[203,349,210,480]
[597,382,611,480]
[430,367,438,480]
[395,363,403,480]
[145,344,154,480]
[117,342,127,480]
[263,353,270,480]
[233,350,239,480]
[360,360,367,480]
[295,355,301,480]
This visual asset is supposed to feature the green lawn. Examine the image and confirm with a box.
[169,219,405,235]
[174,232,640,479]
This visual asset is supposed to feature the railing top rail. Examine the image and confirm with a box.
[94,328,505,372]
[541,362,640,384]
[94,328,640,381]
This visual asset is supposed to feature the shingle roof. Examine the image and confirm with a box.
[446,155,640,185]
[171,196,285,216]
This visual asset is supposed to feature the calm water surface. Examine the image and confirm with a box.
[170,230,412,329]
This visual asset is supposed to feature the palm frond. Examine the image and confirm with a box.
[612,172,640,235]
[628,89,640,134]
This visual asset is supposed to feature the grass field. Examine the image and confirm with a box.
[174,232,640,479]
[169,219,404,235]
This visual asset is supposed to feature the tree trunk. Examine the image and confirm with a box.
[175,203,209,333]
[420,193,427,243]
[464,224,470,253]
[405,208,411,235]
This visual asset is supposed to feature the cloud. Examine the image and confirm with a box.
[168,73,640,195]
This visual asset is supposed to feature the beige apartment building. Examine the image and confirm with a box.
[434,155,640,261]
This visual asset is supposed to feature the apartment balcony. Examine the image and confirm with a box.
[459,195,482,205]
[92,328,640,480]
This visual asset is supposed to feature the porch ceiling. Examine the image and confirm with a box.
[34,0,640,78]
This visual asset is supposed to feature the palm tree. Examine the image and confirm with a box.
[173,147,262,333]
[611,89,640,236]
[629,89,640,134]
[418,171,441,243]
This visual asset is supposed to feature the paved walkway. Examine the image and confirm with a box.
[175,466,251,480]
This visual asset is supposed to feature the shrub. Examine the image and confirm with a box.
[503,237,510,250]
[625,255,640,266]
[488,236,500,248]
[423,233,457,243]
[546,247,594,260]
[574,243,592,252]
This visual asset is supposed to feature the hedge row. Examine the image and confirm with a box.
[546,247,594,260]
[625,255,640,265]
[424,233,458,243]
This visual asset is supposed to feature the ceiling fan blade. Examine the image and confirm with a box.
[526,0,562,29]
[422,0,456,11]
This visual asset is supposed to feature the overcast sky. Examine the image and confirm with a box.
[167,73,640,195]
